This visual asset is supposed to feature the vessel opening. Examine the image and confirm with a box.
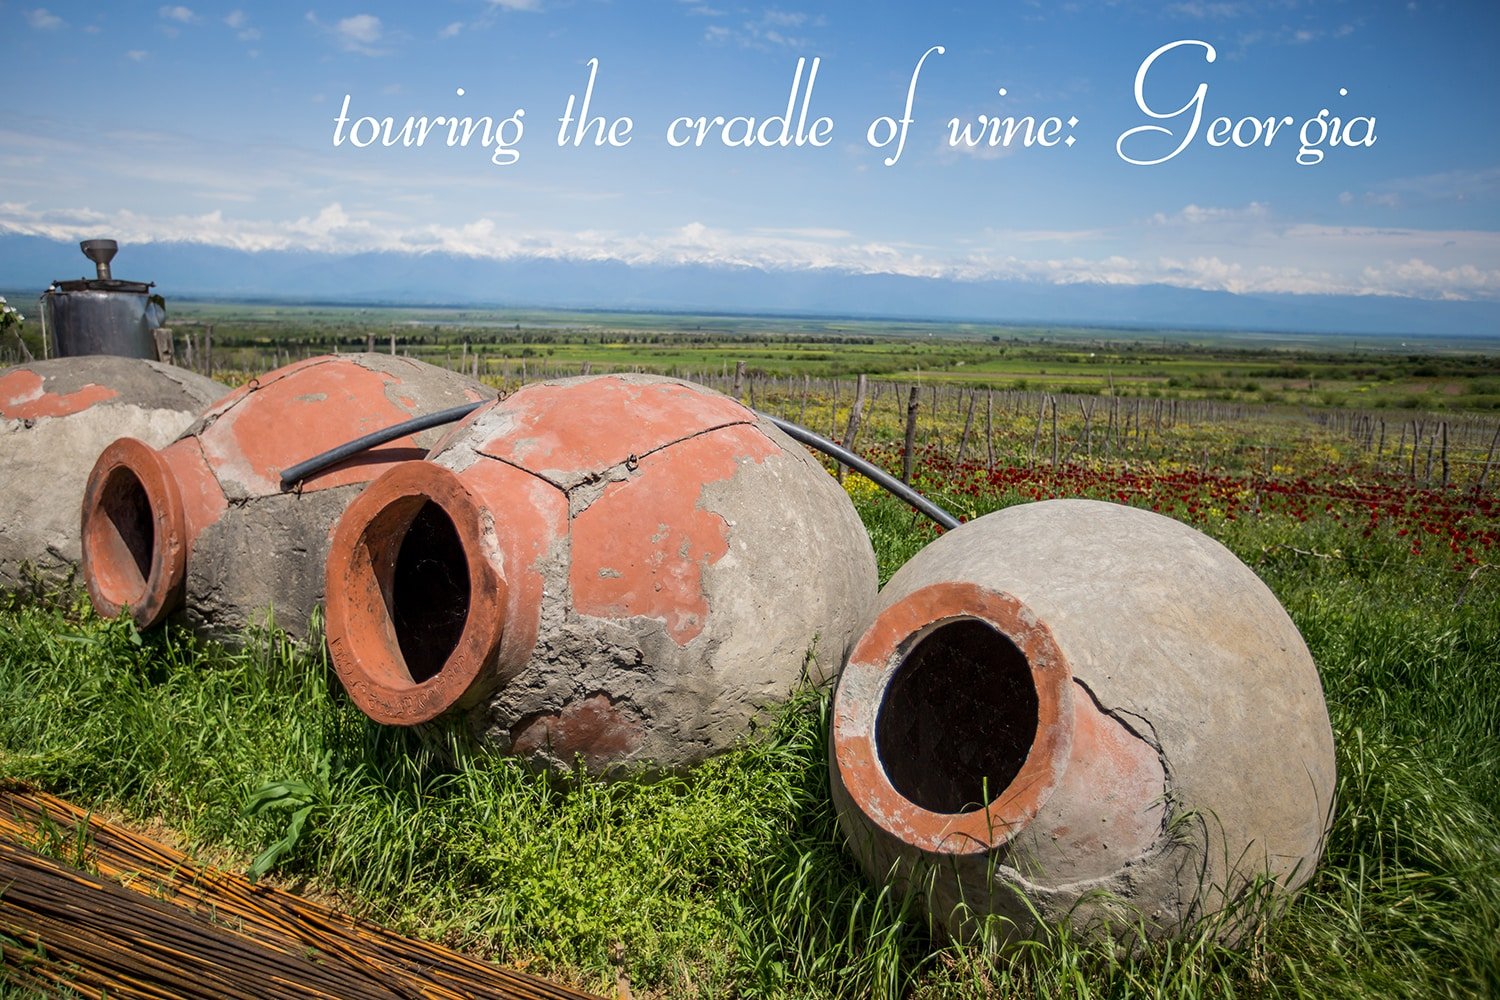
[94,467,155,596]
[875,618,1038,814]
[388,500,471,684]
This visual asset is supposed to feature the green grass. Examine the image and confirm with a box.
[1,493,1498,998]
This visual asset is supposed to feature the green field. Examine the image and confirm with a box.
[8,298,1496,412]
[174,301,1500,411]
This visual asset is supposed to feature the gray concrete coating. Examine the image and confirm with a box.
[831,499,1336,944]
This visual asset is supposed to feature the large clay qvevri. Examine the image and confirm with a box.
[830,499,1336,944]
[325,374,878,773]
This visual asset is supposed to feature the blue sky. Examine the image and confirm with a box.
[2,1,1498,307]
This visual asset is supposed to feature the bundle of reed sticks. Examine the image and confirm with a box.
[0,785,601,1000]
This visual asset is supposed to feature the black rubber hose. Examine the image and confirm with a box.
[758,414,961,530]
[278,402,483,487]
[278,400,961,529]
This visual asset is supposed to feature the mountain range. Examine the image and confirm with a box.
[2,235,1495,340]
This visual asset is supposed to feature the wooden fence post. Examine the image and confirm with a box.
[985,388,995,471]
[1080,397,1096,458]
[1441,421,1450,487]
[1029,395,1045,467]
[902,385,920,484]
[956,390,977,464]
[829,378,840,440]
[1050,395,1059,468]
[1474,423,1500,494]
[837,374,869,483]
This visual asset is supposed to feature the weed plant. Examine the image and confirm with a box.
[1,486,1497,997]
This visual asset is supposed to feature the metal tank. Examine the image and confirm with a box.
[39,240,164,359]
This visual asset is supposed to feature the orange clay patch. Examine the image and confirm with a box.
[1020,685,1165,882]
[569,423,777,645]
[510,693,646,770]
[157,438,230,556]
[0,369,118,420]
[477,377,754,484]
[199,363,431,495]
[453,455,569,679]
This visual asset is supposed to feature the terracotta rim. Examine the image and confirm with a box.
[324,461,508,726]
[81,437,187,629]
[832,581,1075,855]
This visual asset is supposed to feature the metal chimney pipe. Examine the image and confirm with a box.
[80,239,118,281]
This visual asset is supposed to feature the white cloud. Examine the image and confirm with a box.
[702,8,815,49]
[26,8,63,29]
[158,6,198,24]
[1376,166,1500,202]
[1149,202,1269,225]
[306,11,389,55]
[125,50,150,61]
[762,10,807,27]
[439,21,464,38]
[1168,2,1249,18]
[337,14,381,44]
[1361,259,1500,301]
[225,10,261,40]
[750,226,852,240]
[1225,21,1358,56]
[3,203,1496,303]
[488,0,541,9]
